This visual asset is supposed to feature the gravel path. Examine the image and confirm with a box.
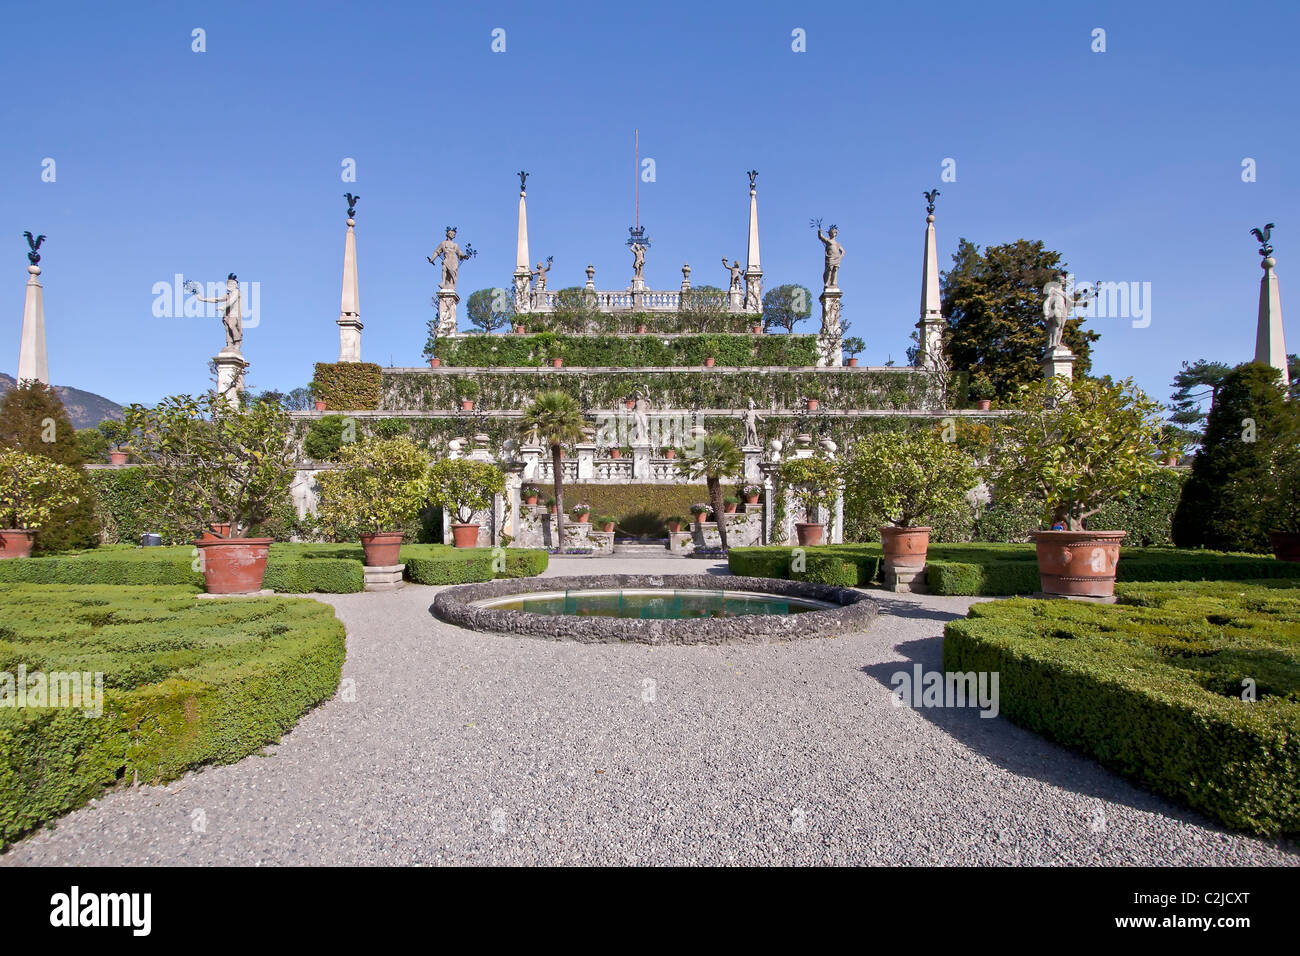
[4,556,1297,865]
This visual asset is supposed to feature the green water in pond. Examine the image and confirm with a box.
[481,589,820,619]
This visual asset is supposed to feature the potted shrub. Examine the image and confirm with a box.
[127,393,297,593]
[455,379,480,411]
[683,434,743,547]
[805,397,819,411]
[429,357,441,368]
[572,503,591,523]
[317,437,432,565]
[704,356,716,368]
[596,514,616,533]
[522,483,540,506]
[843,336,865,368]
[665,515,685,534]
[723,494,740,514]
[779,454,840,546]
[0,450,81,558]
[969,373,995,411]
[427,458,506,548]
[637,323,648,334]
[842,430,980,588]
[743,484,761,505]
[752,322,762,334]
[664,447,677,460]
[610,446,622,459]
[991,376,1169,598]
[544,496,557,514]
[98,418,132,465]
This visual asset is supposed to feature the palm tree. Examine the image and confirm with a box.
[519,390,585,547]
[684,433,744,549]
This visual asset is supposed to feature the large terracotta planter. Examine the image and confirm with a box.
[201,522,234,540]
[1270,532,1300,562]
[193,536,272,594]
[109,451,128,466]
[360,531,404,566]
[880,525,931,569]
[1029,530,1126,598]
[524,494,539,505]
[599,521,615,532]
[724,503,738,514]
[752,324,762,334]
[575,513,590,523]
[451,523,480,548]
[0,529,35,559]
[665,449,675,460]
[795,522,824,546]
[745,494,760,504]
[846,358,859,368]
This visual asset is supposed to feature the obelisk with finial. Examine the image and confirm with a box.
[915,190,946,371]
[1251,223,1288,388]
[743,170,763,313]
[17,232,49,385]
[337,194,363,362]
[514,171,532,314]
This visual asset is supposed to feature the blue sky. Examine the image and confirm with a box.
[4,0,1296,407]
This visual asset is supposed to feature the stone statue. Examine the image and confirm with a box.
[722,257,743,294]
[632,392,650,445]
[742,398,764,447]
[1252,222,1276,258]
[428,226,475,291]
[344,193,359,218]
[186,273,243,352]
[1043,272,1070,351]
[813,221,844,289]
[22,231,46,266]
[532,256,553,292]
[630,241,646,281]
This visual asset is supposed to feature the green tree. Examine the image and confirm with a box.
[1172,362,1300,551]
[428,458,505,523]
[316,437,432,537]
[942,238,1099,398]
[683,433,744,549]
[1169,356,1299,452]
[519,390,585,546]
[465,287,515,335]
[762,284,813,334]
[843,430,980,532]
[680,284,730,333]
[0,381,99,552]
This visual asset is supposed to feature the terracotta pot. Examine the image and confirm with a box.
[704,357,715,367]
[846,358,859,367]
[450,523,480,548]
[610,448,621,459]
[548,504,557,514]
[880,525,931,569]
[975,399,992,411]
[1029,530,1126,598]
[201,522,234,540]
[0,529,35,559]
[667,521,682,534]
[1270,531,1300,562]
[1163,455,1179,467]
[515,325,525,334]
[193,536,273,594]
[575,513,590,523]
[806,398,819,411]
[460,399,474,410]
[429,358,440,368]
[109,451,128,466]
[795,522,824,546]
[551,357,563,367]
[745,494,759,504]
[724,503,738,514]
[665,449,675,460]
[599,521,615,532]
[637,324,647,333]
[524,494,539,505]
[752,325,762,334]
[314,400,327,411]
[360,531,404,566]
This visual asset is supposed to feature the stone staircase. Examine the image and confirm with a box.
[612,540,674,558]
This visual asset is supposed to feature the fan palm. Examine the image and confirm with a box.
[519,390,585,546]
[683,433,744,549]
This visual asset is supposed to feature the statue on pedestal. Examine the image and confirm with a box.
[630,240,647,283]
[812,219,844,289]
[428,226,476,292]
[742,398,764,447]
[632,392,650,445]
[532,256,554,293]
[186,273,243,352]
[722,258,743,295]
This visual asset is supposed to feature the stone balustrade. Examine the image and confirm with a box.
[529,288,748,314]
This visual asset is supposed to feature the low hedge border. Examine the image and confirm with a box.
[942,581,1300,835]
[0,585,346,848]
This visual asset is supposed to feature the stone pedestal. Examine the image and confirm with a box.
[817,288,842,367]
[576,442,596,480]
[520,443,543,482]
[436,289,460,337]
[213,349,248,408]
[744,272,762,313]
[1042,346,1076,381]
[742,445,763,485]
[513,269,532,314]
[337,317,363,362]
[631,442,652,480]
[363,564,405,592]
[883,564,927,593]
[916,318,944,370]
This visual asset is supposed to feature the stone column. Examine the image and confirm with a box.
[915,212,945,370]
[502,462,524,546]
[337,215,363,362]
[744,176,763,313]
[213,349,248,409]
[437,289,460,337]
[514,185,532,313]
[760,460,779,545]
[17,263,48,384]
[1256,254,1288,387]
[576,440,596,480]
[817,289,842,367]
[1042,346,1076,381]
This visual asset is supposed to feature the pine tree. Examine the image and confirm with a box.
[0,382,100,551]
[1167,359,1234,450]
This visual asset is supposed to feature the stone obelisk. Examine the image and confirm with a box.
[17,259,49,385]
[337,194,363,362]
[915,191,946,370]
[743,170,763,314]
[1254,231,1288,388]
[514,172,532,313]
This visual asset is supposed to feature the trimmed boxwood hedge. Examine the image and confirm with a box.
[942,581,1300,835]
[402,545,549,585]
[0,584,346,847]
[434,333,820,369]
[313,361,382,410]
[728,543,1300,595]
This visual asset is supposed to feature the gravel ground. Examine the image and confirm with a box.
[4,556,1297,866]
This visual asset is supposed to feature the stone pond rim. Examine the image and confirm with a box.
[430,573,878,645]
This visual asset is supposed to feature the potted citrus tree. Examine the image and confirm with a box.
[127,393,297,593]
[779,454,840,546]
[991,376,1168,598]
[427,458,505,547]
[842,429,980,588]
[98,418,133,465]
[317,437,432,565]
[0,450,82,558]
[969,373,995,411]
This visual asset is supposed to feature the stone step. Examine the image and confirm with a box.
[612,543,671,556]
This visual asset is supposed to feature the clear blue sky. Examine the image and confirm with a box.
[4,0,1295,407]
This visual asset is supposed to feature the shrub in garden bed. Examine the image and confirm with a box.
[400,544,548,585]
[0,584,346,847]
[943,581,1300,835]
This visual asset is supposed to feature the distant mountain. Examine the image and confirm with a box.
[0,373,124,428]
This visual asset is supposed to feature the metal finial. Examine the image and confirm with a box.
[344,193,359,217]
[22,231,45,266]
[924,189,939,215]
[747,170,758,189]
[1251,222,1276,258]
[518,170,529,192]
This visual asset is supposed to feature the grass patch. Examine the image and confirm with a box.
[943,580,1300,835]
[0,584,346,848]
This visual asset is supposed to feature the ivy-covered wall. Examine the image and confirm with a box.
[382,367,935,412]
[434,333,820,368]
[517,309,760,335]
[313,362,382,410]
